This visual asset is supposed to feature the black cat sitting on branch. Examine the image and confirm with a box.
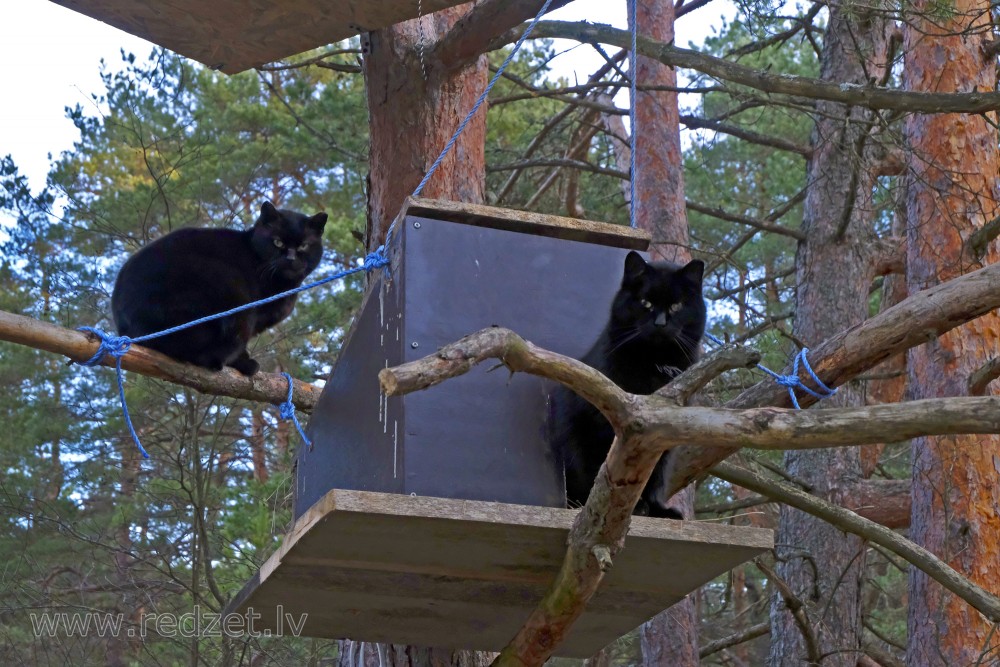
[111,201,326,376]
[549,250,706,519]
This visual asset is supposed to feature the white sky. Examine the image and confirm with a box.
[0,0,731,192]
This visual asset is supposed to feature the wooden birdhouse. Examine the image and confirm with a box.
[228,199,772,656]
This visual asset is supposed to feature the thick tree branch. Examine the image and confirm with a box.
[667,259,1000,493]
[713,461,1000,623]
[523,22,1000,113]
[381,327,1000,660]
[434,0,573,71]
[0,309,320,411]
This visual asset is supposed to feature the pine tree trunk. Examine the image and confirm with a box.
[768,5,889,665]
[364,7,487,247]
[628,0,699,662]
[902,1,1000,663]
[345,7,489,665]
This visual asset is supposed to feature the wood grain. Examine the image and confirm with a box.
[226,489,771,658]
[402,197,650,250]
[49,0,472,73]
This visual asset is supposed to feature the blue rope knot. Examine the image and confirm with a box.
[702,333,836,410]
[362,245,390,273]
[752,347,836,409]
[77,327,133,366]
[278,372,312,448]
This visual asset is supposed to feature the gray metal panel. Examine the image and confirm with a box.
[296,239,405,516]
[401,215,631,507]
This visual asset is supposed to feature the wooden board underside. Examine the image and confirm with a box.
[48,0,469,74]
[402,198,651,251]
[229,490,772,658]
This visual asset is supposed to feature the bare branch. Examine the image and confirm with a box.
[680,113,812,157]
[969,356,1000,396]
[699,621,770,658]
[668,259,1000,493]
[524,21,1000,113]
[713,461,1000,623]
[434,0,573,71]
[0,309,320,411]
[687,200,806,240]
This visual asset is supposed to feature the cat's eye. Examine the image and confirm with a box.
[669,302,683,314]
[273,238,285,248]
[640,299,653,310]
[297,242,309,252]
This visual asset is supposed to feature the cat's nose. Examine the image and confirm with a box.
[287,250,296,261]
[654,312,667,327]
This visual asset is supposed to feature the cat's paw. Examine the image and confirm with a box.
[229,357,260,376]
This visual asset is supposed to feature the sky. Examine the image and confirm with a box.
[0,0,732,192]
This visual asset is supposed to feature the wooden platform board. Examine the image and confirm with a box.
[48,0,471,74]
[228,490,772,658]
[401,197,651,251]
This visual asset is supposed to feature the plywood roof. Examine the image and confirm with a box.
[227,489,772,657]
[49,0,472,74]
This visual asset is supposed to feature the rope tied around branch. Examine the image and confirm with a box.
[279,372,312,448]
[704,333,836,409]
[78,245,391,457]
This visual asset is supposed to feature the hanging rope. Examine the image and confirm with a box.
[703,332,836,409]
[80,0,556,458]
[79,247,390,457]
[628,0,639,229]
[411,0,555,198]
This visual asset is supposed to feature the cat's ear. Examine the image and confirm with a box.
[306,212,328,233]
[623,251,647,286]
[259,201,280,227]
[677,259,705,289]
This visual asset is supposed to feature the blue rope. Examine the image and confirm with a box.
[628,0,638,229]
[279,372,311,447]
[78,246,391,456]
[411,0,555,198]
[703,332,836,409]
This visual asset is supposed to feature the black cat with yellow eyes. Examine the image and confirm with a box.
[111,201,327,376]
[548,250,706,518]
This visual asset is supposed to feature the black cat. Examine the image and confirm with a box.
[549,250,706,518]
[111,201,327,376]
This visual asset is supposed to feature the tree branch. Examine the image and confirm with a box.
[381,327,1000,660]
[686,200,806,240]
[0,309,320,411]
[713,460,1000,623]
[699,621,770,658]
[434,0,573,71]
[668,259,1000,493]
[523,21,1000,113]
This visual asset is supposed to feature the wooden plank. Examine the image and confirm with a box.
[48,0,470,74]
[401,197,651,251]
[228,489,771,657]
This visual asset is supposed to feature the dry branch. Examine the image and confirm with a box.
[699,621,770,658]
[667,259,1000,494]
[0,309,320,411]
[522,22,1000,113]
[713,461,1000,623]
[380,327,1000,663]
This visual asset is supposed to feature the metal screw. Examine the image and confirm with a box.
[411,341,419,349]
[413,221,421,229]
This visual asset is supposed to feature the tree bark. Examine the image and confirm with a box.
[902,1,1000,663]
[364,7,487,247]
[627,0,699,663]
[356,5,490,665]
[769,5,890,665]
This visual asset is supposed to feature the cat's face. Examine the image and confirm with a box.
[250,201,327,282]
[609,250,706,353]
